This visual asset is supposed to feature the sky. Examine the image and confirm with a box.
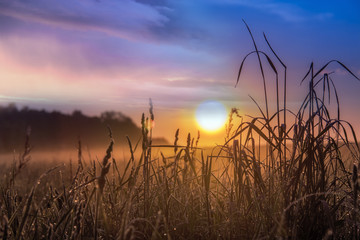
[0,0,360,145]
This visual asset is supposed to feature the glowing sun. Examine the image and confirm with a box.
[195,100,227,132]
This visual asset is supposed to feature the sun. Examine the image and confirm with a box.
[195,100,227,132]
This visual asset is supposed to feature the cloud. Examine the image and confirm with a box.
[211,0,333,22]
[0,0,210,54]
[0,94,48,103]
[98,80,238,112]
[134,0,169,7]
[0,0,169,41]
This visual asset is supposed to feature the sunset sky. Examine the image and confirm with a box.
[1,0,360,145]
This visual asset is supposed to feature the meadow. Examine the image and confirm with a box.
[1,25,360,239]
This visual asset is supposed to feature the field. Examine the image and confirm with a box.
[1,29,360,239]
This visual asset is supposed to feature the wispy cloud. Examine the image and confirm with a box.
[0,0,169,41]
[212,0,333,22]
[0,94,48,103]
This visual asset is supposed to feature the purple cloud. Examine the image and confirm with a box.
[0,0,169,41]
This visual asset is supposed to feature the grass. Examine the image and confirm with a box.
[1,24,360,239]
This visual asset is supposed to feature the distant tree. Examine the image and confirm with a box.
[21,106,30,112]
[72,110,83,117]
[6,103,18,112]
[100,111,130,122]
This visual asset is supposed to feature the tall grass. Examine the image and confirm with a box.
[1,24,360,239]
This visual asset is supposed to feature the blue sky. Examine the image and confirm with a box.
[0,0,359,143]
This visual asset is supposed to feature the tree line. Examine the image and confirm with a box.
[0,104,151,153]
